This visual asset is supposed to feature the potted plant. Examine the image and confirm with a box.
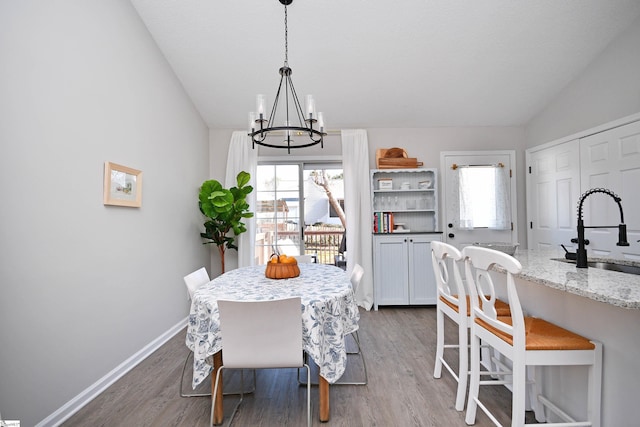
[199,171,254,273]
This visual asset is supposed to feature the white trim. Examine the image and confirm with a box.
[527,111,640,154]
[35,317,189,427]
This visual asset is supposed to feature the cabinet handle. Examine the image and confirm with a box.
[448,233,455,238]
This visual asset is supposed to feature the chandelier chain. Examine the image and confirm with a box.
[284,4,288,66]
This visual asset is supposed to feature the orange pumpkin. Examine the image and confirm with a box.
[265,253,300,279]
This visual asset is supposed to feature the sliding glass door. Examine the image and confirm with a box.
[255,162,345,265]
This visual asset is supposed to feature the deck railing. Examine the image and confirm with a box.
[255,225,345,265]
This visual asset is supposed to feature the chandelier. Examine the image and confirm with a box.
[248,0,326,153]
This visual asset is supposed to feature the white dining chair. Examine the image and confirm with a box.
[181,267,254,398]
[341,263,367,385]
[463,246,602,427]
[212,297,311,427]
[294,254,314,263]
[298,263,367,386]
[180,267,212,398]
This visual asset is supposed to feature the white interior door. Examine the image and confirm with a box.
[526,139,580,250]
[440,151,517,249]
[580,120,640,260]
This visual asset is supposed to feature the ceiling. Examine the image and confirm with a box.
[131,0,640,130]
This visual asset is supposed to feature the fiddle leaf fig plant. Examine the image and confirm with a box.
[199,171,253,273]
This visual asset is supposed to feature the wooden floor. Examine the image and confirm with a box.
[63,306,538,426]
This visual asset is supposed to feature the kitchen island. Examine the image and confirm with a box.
[490,248,640,426]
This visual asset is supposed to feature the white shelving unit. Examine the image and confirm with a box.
[370,168,442,310]
[371,168,438,233]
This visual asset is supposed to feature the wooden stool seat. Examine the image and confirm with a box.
[476,316,596,351]
[440,295,511,317]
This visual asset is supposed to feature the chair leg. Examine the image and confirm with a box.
[181,350,256,398]
[433,307,445,379]
[210,367,245,427]
[181,351,211,397]
[465,334,480,425]
[511,361,527,427]
[589,342,603,427]
[455,318,468,412]
[298,335,368,386]
[304,364,311,427]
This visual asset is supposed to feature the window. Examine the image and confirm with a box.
[458,165,511,230]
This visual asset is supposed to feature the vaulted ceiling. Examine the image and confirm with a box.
[131,0,640,130]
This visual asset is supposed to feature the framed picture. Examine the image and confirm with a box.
[103,162,143,207]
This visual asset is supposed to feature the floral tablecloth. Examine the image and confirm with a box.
[186,263,360,388]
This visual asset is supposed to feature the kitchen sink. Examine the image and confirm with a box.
[552,258,640,275]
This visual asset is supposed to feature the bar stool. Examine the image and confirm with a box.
[432,241,511,411]
[462,246,602,427]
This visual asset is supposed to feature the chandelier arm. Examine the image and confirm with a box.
[268,74,286,128]
[286,74,307,127]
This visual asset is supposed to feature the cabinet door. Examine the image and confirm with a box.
[373,235,409,308]
[408,235,439,305]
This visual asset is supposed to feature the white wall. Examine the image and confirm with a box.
[0,1,209,425]
[526,16,640,147]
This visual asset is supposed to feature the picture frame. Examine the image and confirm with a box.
[103,162,143,207]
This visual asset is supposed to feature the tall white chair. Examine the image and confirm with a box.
[432,241,511,411]
[212,298,311,427]
[463,246,602,427]
[431,241,469,411]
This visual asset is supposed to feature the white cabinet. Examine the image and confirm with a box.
[371,168,438,233]
[373,233,442,310]
[370,168,442,310]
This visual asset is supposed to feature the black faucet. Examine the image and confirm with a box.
[575,188,629,268]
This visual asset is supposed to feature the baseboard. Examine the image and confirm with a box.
[35,317,189,427]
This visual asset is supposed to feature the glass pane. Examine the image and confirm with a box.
[255,165,301,263]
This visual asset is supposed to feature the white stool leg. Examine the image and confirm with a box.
[465,333,481,425]
[455,318,468,411]
[433,306,445,379]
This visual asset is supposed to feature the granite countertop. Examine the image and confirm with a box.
[509,248,640,310]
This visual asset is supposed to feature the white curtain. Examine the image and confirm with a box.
[341,129,374,310]
[225,131,258,267]
[492,166,511,230]
[457,167,475,230]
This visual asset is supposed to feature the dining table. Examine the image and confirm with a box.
[186,262,360,424]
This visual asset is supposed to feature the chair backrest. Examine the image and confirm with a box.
[431,241,466,312]
[184,267,210,300]
[217,297,304,369]
[295,255,314,263]
[350,263,365,294]
[462,246,524,345]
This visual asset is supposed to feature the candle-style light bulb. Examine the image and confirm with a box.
[256,94,266,120]
[317,112,325,132]
[306,95,316,120]
[249,112,256,132]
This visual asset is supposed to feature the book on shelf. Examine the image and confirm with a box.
[373,212,394,233]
